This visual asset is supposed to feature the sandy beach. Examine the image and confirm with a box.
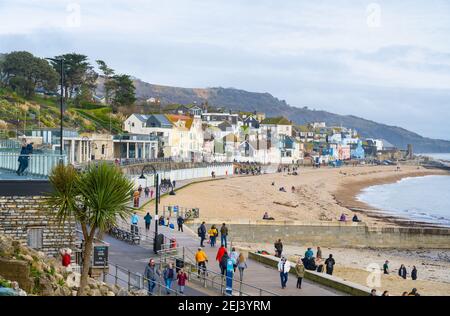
[158,165,447,226]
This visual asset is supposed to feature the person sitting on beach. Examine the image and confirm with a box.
[408,288,420,296]
[279,187,286,192]
[271,182,275,186]
[352,214,361,222]
[339,213,347,222]
[263,212,275,220]
[291,186,296,193]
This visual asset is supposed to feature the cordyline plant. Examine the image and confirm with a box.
[46,162,134,296]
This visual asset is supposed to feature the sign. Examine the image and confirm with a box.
[225,258,234,296]
[92,244,108,267]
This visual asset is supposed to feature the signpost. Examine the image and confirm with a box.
[92,244,109,267]
[225,258,234,296]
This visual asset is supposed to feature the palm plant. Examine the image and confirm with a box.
[46,162,134,296]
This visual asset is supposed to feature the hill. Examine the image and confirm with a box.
[127,80,450,153]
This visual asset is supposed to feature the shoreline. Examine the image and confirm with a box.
[332,168,450,228]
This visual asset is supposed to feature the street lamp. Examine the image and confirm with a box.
[139,164,160,254]
[46,57,64,159]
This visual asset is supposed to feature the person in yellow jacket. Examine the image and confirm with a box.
[208,225,219,248]
[195,247,208,277]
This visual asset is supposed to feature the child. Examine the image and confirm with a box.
[177,268,188,294]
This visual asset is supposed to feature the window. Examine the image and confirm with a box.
[101,144,105,155]
[27,228,43,250]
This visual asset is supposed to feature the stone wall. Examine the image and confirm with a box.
[0,195,76,256]
[186,221,450,249]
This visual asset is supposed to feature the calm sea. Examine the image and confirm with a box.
[421,153,450,161]
[357,175,450,227]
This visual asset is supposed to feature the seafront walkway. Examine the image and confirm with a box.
[118,217,343,296]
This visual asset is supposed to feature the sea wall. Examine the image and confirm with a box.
[186,220,450,249]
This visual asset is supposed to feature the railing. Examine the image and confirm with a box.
[102,262,183,296]
[0,153,67,177]
[157,247,279,297]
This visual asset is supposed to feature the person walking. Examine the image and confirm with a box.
[131,212,139,234]
[230,247,239,272]
[150,189,154,199]
[325,254,335,275]
[198,222,207,247]
[208,225,218,247]
[172,180,176,189]
[144,259,160,295]
[177,215,184,232]
[163,263,176,295]
[237,253,247,281]
[220,223,228,248]
[274,239,283,258]
[411,266,418,281]
[383,260,390,275]
[295,258,305,289]
[278,257,291,289]
[133,190,140,208]
[144,212,152,231]
[138,185,143,196]
[220,251,229,276]
[176,268,188,294]
[144,187,150,198]
[316,246,322,260]
[216,245,227,265]
[195,247,208,278]
[398,264,407,279]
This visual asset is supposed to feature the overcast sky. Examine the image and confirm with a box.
[1,0,449,140]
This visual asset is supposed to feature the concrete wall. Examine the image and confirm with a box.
[249,252,374,296]
[186,221,450,249]
[0,195,76,256]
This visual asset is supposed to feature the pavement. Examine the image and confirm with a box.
[121,217,344,296]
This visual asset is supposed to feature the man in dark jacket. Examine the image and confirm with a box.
[220,252,229,276]
[220,223,228,248]
[398,265,407,279]
[144,259,160,295]
[198,222,207,247]
[274,239,283,258]
[325,254,335,275]
[411,266,418,280]
[177,216,184,232]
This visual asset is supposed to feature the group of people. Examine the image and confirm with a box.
[383,260,418,280]
[274,241,336,289]
[370,288,420,296]
[144,259,188,295]
[339,213,362,223]
[194,245,248,282]
[197,222,228,248]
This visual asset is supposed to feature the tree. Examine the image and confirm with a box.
[51,53,96,100]
[0,51,58,97]
[46,163,134,296]
[96,60,115,104]
[110,74,136,112]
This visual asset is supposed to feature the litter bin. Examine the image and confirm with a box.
[175,258,184,273]
[154,233,164,253]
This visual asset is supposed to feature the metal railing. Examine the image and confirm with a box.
[0,153,67,177]
[157,247,279,296]
[102,262,183,296]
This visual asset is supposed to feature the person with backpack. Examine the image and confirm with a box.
[220,251,229,276]
[325,254,335,275]
[163,263,177,295]
[208,225,219,247]
[230,247,239,272]
[198,222,207,247]
[220,223,228,248]
[216,245,227,271]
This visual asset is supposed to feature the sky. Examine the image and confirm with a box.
[0,0,449,140]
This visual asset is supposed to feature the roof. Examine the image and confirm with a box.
[146,114,173,128]
[165,114,194,130]
[261,117,292,125]
[131,114,151,122]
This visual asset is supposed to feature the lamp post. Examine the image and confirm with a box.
[46,57,64,159]
[139,164,160,254]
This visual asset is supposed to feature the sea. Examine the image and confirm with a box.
[357,175,450,227]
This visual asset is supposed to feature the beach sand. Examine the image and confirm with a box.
[158,165,446,225]
[236,242,450,296]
